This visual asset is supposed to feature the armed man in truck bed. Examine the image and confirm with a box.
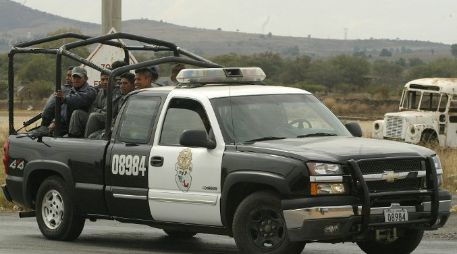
[31,66,96,136]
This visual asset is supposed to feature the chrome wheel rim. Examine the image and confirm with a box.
[41,190,64,230]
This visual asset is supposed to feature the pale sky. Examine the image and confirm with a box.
[11,0,457,44]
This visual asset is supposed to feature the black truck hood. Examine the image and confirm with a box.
[236,136,435,162]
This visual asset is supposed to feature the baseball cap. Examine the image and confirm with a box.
[72,66,87,77]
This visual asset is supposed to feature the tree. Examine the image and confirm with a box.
[0,80,7,99]
[17,55,54,83]
[372,60,404,86]
[28,80,54,100]
[211,53,258,69]
[451,44,457,58]
[41,29,90,56]
[408,58,424,67]
[407,58,457,80]
[353,51,367,58]
[277,55,311,84]
[379,48,392,57]
[211,52,284,83]
[330,55,370,88]
[281,46,300,56]
[307,60,342,90]
[395,58,406,67]
[244,52,284,82]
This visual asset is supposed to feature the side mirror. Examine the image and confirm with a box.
[345,122,363,137]
[179,130,216,149]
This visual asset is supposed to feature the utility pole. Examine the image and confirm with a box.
[102,0,122,34]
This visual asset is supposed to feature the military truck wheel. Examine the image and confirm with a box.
[36,176,85,241]
[163,229,197,238]
[357,228,424,254]
[420,131,439,146]
[232,191,306,254]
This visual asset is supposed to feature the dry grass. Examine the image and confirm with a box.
[435,148,457,194]
[321,94,399,120]
[0,120,12,210]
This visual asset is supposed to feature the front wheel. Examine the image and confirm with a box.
[36,176,85,241]
[232,191,305,254]
[357,228,424,254]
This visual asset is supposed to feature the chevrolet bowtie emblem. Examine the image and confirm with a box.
[382,171,401,183]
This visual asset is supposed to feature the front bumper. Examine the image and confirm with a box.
[282,192,451,242]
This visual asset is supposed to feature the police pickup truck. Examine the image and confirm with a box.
[2,34,452,254]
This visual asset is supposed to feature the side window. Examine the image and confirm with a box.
[439,94,448,112]
[117,96,161,144]
[160,98,211,146]
[449,100,457,113]
[404,91,421,109]
[419,92,440,111]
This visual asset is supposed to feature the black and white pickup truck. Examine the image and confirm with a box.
[1,33,452,254]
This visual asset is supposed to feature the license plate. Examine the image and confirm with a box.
[384,208,408,222]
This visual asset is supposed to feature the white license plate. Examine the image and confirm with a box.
[383,208,408,223]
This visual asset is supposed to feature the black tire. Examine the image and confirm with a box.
[36,176,85,241]
[357,228,424,254]
[232,191,306,254]
[163,229,197,238]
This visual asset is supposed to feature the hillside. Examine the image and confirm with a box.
[0,0,451,58]
[0,0,97,50]
[123,19,451,58]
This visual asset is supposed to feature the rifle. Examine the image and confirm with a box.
[16,113,42,132]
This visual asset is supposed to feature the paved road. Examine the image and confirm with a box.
[0,212,456,254]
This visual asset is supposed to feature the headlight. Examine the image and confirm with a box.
[311,183,347,195]
[307,162,343,175]
[431,155,443,186]
[374,123,380,130]
[410,126,416,135]
[432,155,442,171]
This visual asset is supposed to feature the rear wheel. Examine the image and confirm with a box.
[232,191,305,254]
[36,176,85,241]
[357,228,424,254]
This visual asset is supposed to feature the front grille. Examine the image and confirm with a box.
[366,178,423,193]
[385,116,403,138]
[355,158,425,193]
[358,158,423,175]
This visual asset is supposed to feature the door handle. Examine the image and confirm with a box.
[150,156,164,167]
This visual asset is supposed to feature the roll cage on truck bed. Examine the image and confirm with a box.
[2,33,452,254]
[6,32,221,137]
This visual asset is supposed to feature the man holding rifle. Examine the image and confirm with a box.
[30,66,96,136]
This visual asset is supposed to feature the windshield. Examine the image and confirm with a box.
[400,89,448,112]
[211,94,351,144]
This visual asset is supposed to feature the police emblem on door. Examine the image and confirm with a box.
[175,148,193,191]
